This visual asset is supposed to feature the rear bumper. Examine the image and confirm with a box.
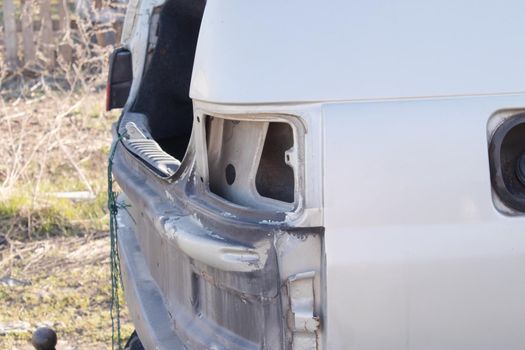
[117,204,186,350]
[113,118,324,349]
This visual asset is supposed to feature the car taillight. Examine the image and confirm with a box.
[106,48,133,111]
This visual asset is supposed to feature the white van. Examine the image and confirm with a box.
[107,1,525,349]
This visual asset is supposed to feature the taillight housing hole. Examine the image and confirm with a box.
[205,115,296,210]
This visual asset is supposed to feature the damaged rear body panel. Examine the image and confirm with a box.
[113,103,325,350]
[110,0,525,349]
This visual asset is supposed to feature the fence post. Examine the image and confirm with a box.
[58,0,67,30]
[2,0,18,71]
[40,0,55,69]
[57,0,73,64]
[21,0,36,66]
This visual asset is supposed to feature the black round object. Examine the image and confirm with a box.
[31,327,57,350]
[225,164,236,185]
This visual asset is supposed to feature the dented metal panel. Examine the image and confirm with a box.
[162,215,270,272]
[287,272,319,350]
[113,103,325,349]
[115,1,525,349]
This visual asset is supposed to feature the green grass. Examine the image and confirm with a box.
[0,190,108,241]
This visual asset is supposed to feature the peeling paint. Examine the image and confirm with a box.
[221,211,236,218]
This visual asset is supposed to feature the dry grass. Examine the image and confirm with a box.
[0,89,113,239]
[0,86,134,349]
[0,5,133,348]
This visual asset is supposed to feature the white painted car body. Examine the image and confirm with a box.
[117,1,525,349]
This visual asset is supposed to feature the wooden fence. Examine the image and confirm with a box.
[1,0,125,71]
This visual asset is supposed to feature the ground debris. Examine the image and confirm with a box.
[0,235,7,250]
[0,275,31,287]
[0,321,31,335]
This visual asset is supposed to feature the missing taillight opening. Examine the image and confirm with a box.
[255,122,294,203]
[205,116,295,209]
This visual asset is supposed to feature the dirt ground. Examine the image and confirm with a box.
[0,88,133,349]
[0,235,133,349]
